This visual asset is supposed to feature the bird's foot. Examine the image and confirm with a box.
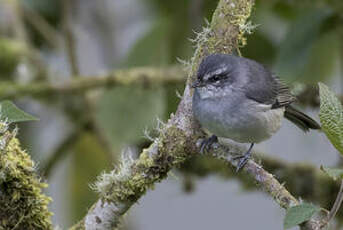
[200,135,218,153]
[233,154,251,172]
[233,143,254,172]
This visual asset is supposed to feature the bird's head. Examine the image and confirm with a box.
[191,54,237,89]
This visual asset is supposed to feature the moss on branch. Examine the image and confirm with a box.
[71,125,198,229]
[0,128,52,229]
[0,66,185,100]
[189,0,254,78]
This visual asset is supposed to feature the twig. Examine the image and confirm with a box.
[328,179,343,221]
[62,0,79,75]
[3,0,50,81]
[9,0,28,43]
[21,4,61,49]
[320,179,343,228]
[0,66,185,100]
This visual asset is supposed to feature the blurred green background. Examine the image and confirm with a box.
[0,0,342,229]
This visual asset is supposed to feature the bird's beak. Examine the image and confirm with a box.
[191,79,205,88]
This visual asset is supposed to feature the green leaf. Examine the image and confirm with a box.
[0,100,38,123]
[321,166,343,181]
[318,83,343,154]
[284,203,320,229]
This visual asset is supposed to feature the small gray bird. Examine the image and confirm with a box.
[192,53,320,171]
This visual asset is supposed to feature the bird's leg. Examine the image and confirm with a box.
[233,143,254,172]
[200,135,218,153]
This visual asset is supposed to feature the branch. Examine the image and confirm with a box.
[204,141,299,208]
[0,126,52,229]
[180,154,341,213]
[320,179,343,228]
[0,66,185,100]
[21,3,61,49]
[203,142,325,230]
[69,0,259,229]
[62,0,79,75]
[2,0,50,81]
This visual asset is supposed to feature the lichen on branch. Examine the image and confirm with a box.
[0,122,53,230]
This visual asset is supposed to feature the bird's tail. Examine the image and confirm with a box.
[284,105,321,132]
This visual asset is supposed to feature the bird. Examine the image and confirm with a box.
[192,53,320,171]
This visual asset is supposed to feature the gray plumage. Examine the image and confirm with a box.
[192,54,320,145]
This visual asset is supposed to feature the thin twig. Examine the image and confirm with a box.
[21,4,61,49]
[10,0,29,43]
[4,0,50,81]
[329,179,343,220]
[62,0,79,76]
[321,179,343,228]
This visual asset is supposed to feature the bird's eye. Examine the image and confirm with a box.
[209,74,221,82]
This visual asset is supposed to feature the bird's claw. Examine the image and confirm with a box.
[199,135,218,153]
[233,143,254,172]
[233,154,250,172]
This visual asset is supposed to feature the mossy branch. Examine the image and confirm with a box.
[197,142,324,230]
[180,153,341,214]
[0,126,52,229]
[69,0,257,229]
[0,66,185,100]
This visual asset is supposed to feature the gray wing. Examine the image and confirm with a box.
[241,58,295,108]
[270,77,296,109]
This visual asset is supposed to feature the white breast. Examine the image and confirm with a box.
[193,89,285,143]
[221,101,285,143]
[237,105,285,143]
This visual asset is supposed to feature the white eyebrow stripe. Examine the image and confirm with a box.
[203,66,228,81]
